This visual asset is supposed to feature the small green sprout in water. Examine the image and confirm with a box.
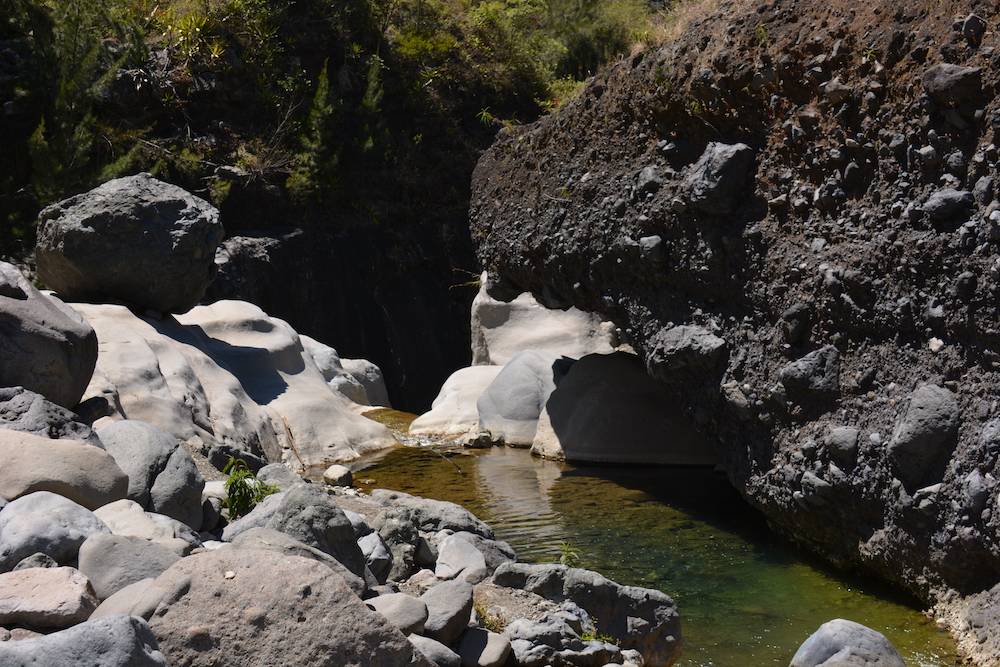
[559,542,581,567]
[223,457,280,519]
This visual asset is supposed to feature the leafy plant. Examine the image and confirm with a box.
[473,600,507,634]
[754,21,769,47]
[559,541,581,567]
[222,457,279,519]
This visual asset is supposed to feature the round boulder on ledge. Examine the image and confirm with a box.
[35,172,224,314]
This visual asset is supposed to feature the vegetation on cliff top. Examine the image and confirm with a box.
[1,0,665,256]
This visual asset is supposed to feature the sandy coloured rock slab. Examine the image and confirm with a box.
[0,566,98,629]
[0,431,128,510]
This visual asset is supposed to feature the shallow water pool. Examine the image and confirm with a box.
[355,415,959,665]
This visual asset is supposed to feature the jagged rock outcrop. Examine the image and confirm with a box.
[470,0,1000,658]
[36,173,224,314]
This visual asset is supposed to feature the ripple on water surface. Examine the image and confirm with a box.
[357,441,959,666]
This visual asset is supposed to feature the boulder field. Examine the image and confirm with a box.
[469,0,1000,659]
[0,172,720,667]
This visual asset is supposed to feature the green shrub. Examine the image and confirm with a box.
[222,457,279,519]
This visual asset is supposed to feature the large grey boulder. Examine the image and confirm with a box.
[0,430,128,510]
[254,484,368,578]
[0,386,100,446]
[77,533,184,600]
[35,173,224,314]
[146,548,429,666]
[421,579,475,646]
[371,490,494,539]
[230,526,367,597]
[0,492,109,571]
[889,384,960,488]
[0,262,97,407]
[682,142,755,214]
[98,420,204,529]
[477,351,567,446]
[790,619,905,667]
[922,63,983,106]
[0,614,167,666]
[491,563,681,666]
[0,566,99,629]
[532,352,718,465]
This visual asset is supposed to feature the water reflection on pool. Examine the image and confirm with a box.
[356,430,959,666]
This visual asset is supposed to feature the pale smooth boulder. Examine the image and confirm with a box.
[790,619,905,667]
[435,533,488,583]
[97,420,204,529]
[0,566,99,628]
[532,352,718,466]
[0,261,98,408]
[342,357,391,407]
[90,577,165,621]
[35,173,223,314]
[146,548,430,666]
[301,335,369,405]
[74,300,397,471]
[75,302,282,466]
[477,351,567,446]
[94,499,201,547]
[367,593,429,635]
[177,301,396,466]
[323,464,353,487]
[0,613,167,666]
[0,431,128,509]
[410,366,502,438]
[471,273,617,366]
[0,492,109,571]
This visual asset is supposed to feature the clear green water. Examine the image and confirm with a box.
[356,421,960,666]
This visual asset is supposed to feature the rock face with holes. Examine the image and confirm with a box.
[35,173,224,314]
[469,0,1000,659]
[0,262,97,408]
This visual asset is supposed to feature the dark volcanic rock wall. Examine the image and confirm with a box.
[471,0,1000,635]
